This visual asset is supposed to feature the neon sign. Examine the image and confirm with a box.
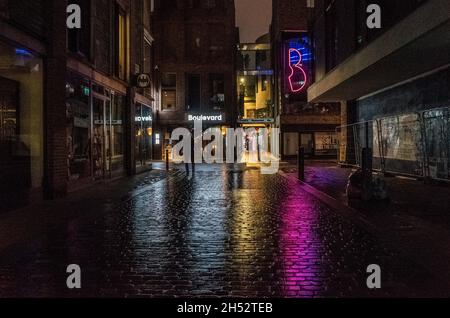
[288,48,307,93]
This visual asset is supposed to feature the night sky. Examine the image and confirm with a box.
[235,0,272,43]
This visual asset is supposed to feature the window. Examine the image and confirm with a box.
[209,74,225,110]
[238,49,271,71]
[189,0,201,8]
[306,0,315,8]
[315,132,338,156]
[206,0,216,9]
[67,0,90,57]
[161,0,177,10]
[186,74,201,111]
[161,73,176,110]
[0,42,44,196]
[185,24,203,60]
[261,75,268,91]
[66,73,91,180]
[115,5,128,80]
[325,2,338,72]
[238,75,273,119]
[135,103,153,167]
[143,38,153,99]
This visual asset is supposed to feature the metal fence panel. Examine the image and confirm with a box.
[337,107,450,181]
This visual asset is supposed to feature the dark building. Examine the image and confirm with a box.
[309,0,450,180]
[0,0,156,212]
[272,0,341,159]
[152,0,236,160]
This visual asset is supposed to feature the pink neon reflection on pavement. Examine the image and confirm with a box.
[280,178,324,297]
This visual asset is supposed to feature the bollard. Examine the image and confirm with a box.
[298,147,305,181]
[165,149,169,171]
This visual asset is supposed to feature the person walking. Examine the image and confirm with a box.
[185,129,196,174]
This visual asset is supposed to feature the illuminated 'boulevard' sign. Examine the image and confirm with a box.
[188,114,224,122]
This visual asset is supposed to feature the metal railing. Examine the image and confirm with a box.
[337,107,450,181]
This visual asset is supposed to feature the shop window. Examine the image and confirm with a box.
[135,103,153,168]
[315,132,338,156]
[111,94,125,160]
[66,73,91,181]
[0,42,44,208]
[161,73,176,110]
[91,89,125,179]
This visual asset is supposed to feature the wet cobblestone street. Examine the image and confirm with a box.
[0,165,447,298]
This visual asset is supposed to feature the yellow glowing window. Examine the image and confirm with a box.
[117,8,127,80]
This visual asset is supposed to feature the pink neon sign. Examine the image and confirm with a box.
[287,48,307,93]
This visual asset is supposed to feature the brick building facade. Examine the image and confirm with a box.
[151,0,236,160]
[271,0,341,159]
[0,0,156,212]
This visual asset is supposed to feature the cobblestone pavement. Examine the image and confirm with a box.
[0,164,448,298]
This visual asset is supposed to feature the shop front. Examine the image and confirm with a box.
[92,86,126,180]
[0,41,44,211]
[282,129,338,158]
[66,73,126,189]
[135,102,153,172]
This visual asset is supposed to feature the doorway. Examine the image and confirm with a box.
[283,132,299,156]
[92,95,109,180]
[300,133,314,155]
[92,92,125,180]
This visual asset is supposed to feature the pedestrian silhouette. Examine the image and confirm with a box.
[185,130,197,174]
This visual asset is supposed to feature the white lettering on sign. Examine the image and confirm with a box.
[188,115,223,122]
[135,116,152,122]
